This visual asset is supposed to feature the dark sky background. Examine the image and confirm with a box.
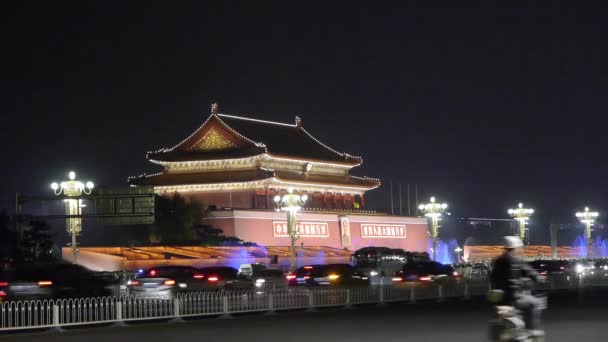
[2,2,608,244]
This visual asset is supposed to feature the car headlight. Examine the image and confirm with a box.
[369,271,379,276]
[575,264,584,273]
[255,279,266,287]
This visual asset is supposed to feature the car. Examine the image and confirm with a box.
[127,265,256,298]
[392,261,462,285]
[235,263,287,291]
[290,264,369,287]
[127,266,214,299]
[528,260,570,277]
[0,263,113,301]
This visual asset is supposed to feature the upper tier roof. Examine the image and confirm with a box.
[147,111,362,166]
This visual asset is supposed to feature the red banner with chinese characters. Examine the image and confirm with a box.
[273,221,330,237]
[361,224,406,238]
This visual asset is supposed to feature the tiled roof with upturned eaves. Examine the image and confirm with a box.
[147,113,362,165]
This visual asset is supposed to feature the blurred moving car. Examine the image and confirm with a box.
[0,263,113,301]
[528,260,570,277]
[351,247,432,285]
[127,266,258,298]
[290,264,369,287]
[128,266,210,298]
[392,261,462,285]
[235,263,287,291]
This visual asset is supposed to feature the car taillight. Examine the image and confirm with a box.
[193,274,204,279]
[286,274,296,280]
[0,282,8,287]
[0,291,6,297]
[164,279,176,286]
[38,281,53,287]
[540,271,548,276]
[207,276,219,282]
[127,280,140,286]
[419,276,432,282]
[149,270,157,277]
[304,266,313,270]
[392,277,403,282]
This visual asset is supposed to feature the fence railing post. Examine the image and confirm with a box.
[170,298,184,323]
[305,290,315,312]
[265,293,276,315]
[345,289,352,309]
[113,301,127,326]
[409,286,416,303]
[437,284,444,302]
[221,293,232,318]
[52,303,64,332]
[464,281,470,300]
[377,286,386,306]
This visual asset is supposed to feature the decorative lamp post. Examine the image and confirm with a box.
[274,188,308,271]
[50,171,94,263]
[507,203,534,243]
[575,207,599,258]
[454,246,463,263]
[418,196,447,261]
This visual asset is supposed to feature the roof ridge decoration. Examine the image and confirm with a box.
[219,112,362,161]
[163,105,265,153]
[217,113,297,128]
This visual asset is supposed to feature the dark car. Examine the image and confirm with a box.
[128,266,211,298]
[392,261,461,285]
[128,266,249,298]
[528,260,570,276]
[0,263,113,301]
[290,264,369,287]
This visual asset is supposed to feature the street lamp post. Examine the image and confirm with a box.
[508,203,534,244]
[418,196,447,262]
[274,188,308,271]
[51,171,94,263]
[454,246,463,263]
[576,207,599,258]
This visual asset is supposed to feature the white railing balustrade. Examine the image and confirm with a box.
[2,275,608,332]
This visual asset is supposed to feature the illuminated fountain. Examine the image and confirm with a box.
[429,239,459,264]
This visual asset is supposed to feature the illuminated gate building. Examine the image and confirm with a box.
[129,104,428,253]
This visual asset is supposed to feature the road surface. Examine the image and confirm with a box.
[1,289,606,341]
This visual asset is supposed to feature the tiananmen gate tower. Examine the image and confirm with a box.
[110,104,429,270]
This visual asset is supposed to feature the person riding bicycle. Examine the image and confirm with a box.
[490,236,544,331]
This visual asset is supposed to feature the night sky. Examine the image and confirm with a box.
[3,2,608,242]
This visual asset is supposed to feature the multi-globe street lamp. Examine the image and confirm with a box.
[508,203,534,243]
[418,196,448,262]
[575,207,599,257]
[51,171,94,263]
[274,188,308,271]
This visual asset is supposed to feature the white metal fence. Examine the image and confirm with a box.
[2,276,607,332]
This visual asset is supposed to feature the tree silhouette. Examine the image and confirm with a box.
[20,218,56,261]
[149,194,205,244]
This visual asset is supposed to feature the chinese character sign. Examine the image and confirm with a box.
[361,224,406,238]
[273,221,330,238]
